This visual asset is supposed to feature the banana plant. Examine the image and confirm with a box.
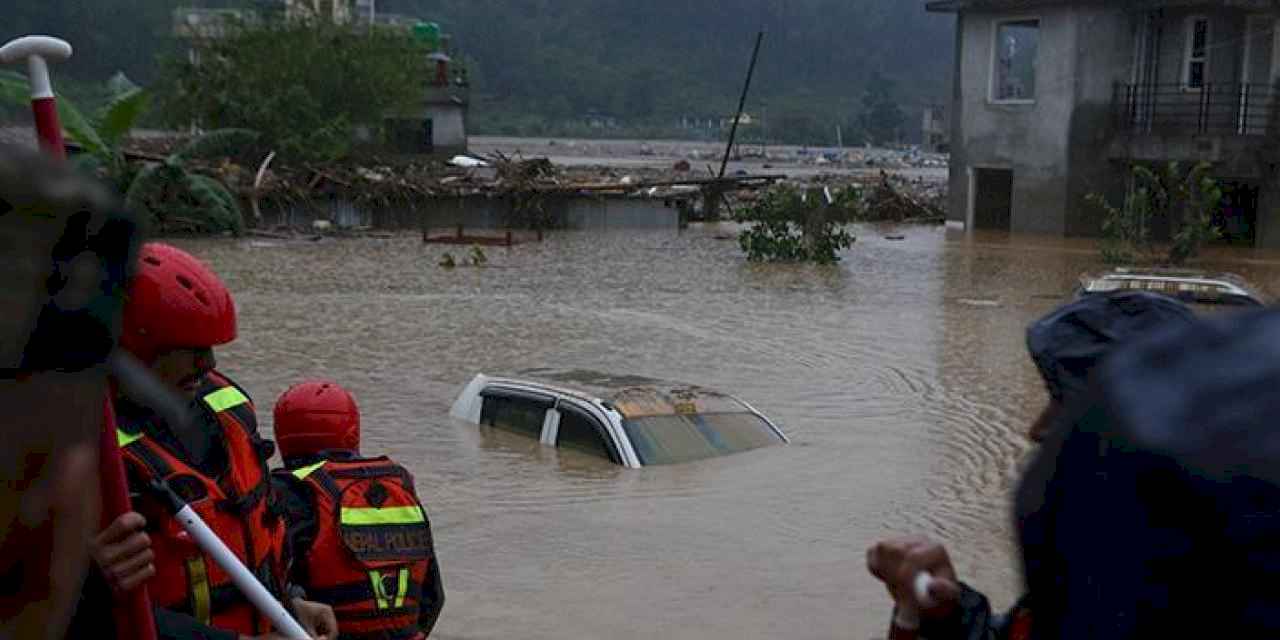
[0,71,255,234]
[124,128,260,234]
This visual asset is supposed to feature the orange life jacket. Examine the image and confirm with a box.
[287,456,435,640]
[117,371,287,635]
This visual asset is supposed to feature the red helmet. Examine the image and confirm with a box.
[274,380,361,460]
[120,243,236,363]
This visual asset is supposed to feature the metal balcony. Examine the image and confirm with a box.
[1114,82,1277,136]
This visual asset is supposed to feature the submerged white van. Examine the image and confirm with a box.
[450,370,788,468]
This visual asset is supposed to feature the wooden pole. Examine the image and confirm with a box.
[718,31,764,179]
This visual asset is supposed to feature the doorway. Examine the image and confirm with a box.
[973,168,1013,230]
[1215,180,1259,246]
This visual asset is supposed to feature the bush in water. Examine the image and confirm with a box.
[735,185,855,265]
[1088,161,1222,267]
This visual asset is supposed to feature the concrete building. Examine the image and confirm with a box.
[386,46,469,156]
[927,0,1280,247]
[282,0,353,23]
[922,103,950,152]
[354,0,375,24]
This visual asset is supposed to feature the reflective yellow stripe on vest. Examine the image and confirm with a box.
[186,556,212,625]
[368,567,411,610]
[394,567,409,608]
[203,386,249,413]
[369,570,390,609]
[291,461,327,480]
[341,505,426,526]
[117,429,145,448]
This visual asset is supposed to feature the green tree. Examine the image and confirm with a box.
[1088,162,1222,266]
[1169,162,1223,264]
[158,17,428,162]
[858,71,906,146]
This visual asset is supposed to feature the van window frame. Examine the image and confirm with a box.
[553,401,623,465]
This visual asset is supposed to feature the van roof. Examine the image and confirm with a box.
[495,368,753,418]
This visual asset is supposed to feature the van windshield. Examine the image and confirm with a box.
[621,412,784,465]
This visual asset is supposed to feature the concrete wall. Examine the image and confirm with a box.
[1246,16,1274,84]
[1064,7,1132,236]
[425,104,467,154]
[1141,9,1248,135]
[267,195,682,231]
[1258,179,1280,249]
[1153,8,1245,87]
[948,6,1080,234]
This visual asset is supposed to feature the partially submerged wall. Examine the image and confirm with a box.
[262,194,683,231]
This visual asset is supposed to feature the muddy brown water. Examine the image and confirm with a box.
[175,227,1280,640]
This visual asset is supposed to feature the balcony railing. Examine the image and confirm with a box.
[1114,82,1278,136]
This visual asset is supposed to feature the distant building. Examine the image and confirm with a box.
[583,111,621,129]
[173,7,257,40]
[922,104,949,153]
[353,0,375,24]
[390,28,469,156]
[719,113,757,129]
[374,13,425,28]
[928,0,1280,247]
[282,0,353,23]
[677,115,720,131]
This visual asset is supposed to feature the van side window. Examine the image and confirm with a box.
[480,395,547,438]
[556,407,613,462]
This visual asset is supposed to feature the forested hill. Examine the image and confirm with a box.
[4,1,955,144]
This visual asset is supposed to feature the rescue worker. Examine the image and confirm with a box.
[1017,306,1280,637]
[0,143,139,640]
[81,242,337,640]
[865,291,1195,639]
[271,380,445,640]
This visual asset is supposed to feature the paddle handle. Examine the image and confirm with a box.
[100,398,159,640]
[169,500,309,638]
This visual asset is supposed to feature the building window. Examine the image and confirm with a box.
[993,19,1039,102]
[1183,16,1210,90]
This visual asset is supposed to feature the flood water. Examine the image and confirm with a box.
[177,226,1280,640]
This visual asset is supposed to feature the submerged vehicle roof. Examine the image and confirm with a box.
[485,368,756,418]
[1077,268,1265,307]
[455,369,788,467]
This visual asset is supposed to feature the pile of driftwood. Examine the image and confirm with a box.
[861,172,945,223]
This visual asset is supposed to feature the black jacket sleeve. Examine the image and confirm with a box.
[917,584,1030,640]
[153,608,240,640]
[68,567,238,640]
[271,471,319,587]
[418,516,445,636]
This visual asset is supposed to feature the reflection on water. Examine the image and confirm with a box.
[177,227,1280,640]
